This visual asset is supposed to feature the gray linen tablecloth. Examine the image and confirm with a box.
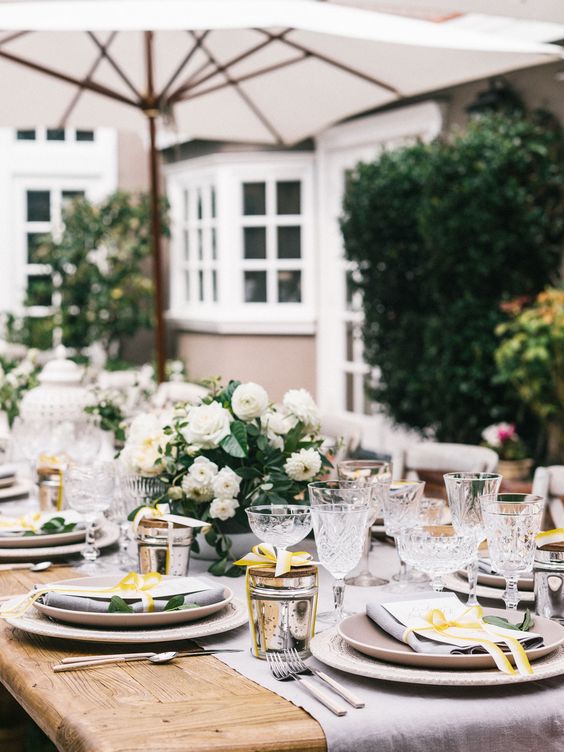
[4,490,564,752]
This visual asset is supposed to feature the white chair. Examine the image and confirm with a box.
[151,381,209,409]
[533,466,564,528]
[393,442,499,479]
[319,413,362,468]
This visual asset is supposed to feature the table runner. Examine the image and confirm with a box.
[3,491,564,752]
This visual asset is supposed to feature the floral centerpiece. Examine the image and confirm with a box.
[85,388,127,446]
[126,381,329,575]
[0,350,40,427]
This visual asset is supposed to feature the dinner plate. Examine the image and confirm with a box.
[443,572,534,604]
[0,475,16,489]
[460,568,534,592]
[338,609,564,670]
[0,522,119,562]
[311,629,564,686]
[4,595,248,643]
[33,575,234,627]
[0,480,33,501]
[0,514,89,549]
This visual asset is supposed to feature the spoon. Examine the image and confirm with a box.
[53,648,242,672]
[0,561,56,572]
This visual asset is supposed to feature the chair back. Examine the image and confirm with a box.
[533,465,564,528]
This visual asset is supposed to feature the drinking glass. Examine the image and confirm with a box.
[246,504,312,550]
[444,472,502,606]
[399,525,476,592]
[480,494,544,611]
[380,479,425,589]
[117,470,167,570]
[337,460,392,587]
[308,481,370,624]
[65,462,115,573]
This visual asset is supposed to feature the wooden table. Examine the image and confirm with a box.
[0,567,326,752]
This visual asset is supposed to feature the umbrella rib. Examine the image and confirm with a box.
[0,47,139,108]
[193,33,284,144]
[58,31,119,127]
[170,30,291,101]
[158,30,210,102]
[87,31,143,101]
[258,29,400,95]
[173,54,308,104]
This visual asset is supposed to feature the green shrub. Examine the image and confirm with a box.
[341,111,564,444]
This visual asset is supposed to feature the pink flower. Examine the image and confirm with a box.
[497,424,516,443]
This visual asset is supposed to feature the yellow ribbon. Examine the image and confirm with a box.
[403,605,533,676]
[0,571,163,618]
[0,512,43,533]
[536,528,564,547]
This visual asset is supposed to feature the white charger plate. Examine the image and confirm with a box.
[0,522,119,562]
[4,595,248,643]
[33,574,234,627]
[443,572,534,604]
[460,568,534,592]
[0,481,33,501]
[0,514,89,548]
[311,628,564,686]
[0,476,16,489]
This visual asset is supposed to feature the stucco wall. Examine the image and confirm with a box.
[176,332,316,402]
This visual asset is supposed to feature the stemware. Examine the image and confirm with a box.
[337,460,392,587]
[480,494,544,611]
[444,472,502,606]
[380,479,425,589]
[246,504,312,550]
[65,462,115,573]
[399,525,476,592]
[308,481,370,624]
[116,470,167,570]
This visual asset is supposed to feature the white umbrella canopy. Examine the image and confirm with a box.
[0,0,560,376]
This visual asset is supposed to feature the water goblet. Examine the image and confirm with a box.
[337,460,392,587]
[480,494,544,611]
[246,504,312,551]
[116,469,167,570]
[399,525,476,592]
[65,462,115,573]
[308,481,370,625]
[444,472,502,606]
[380,479,425,590]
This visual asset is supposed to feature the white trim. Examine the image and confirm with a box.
[167,314,316,336]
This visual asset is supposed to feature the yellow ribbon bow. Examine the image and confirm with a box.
[403,605,533,676]
[235,543,315,578]
[131,504,208,532]
[0,571,163,618]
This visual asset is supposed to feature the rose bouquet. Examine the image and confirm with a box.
[0,351,40,426]
[481,422,528,461]
[139,380,330,575]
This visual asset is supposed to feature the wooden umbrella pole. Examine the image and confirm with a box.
[145,31,166,383]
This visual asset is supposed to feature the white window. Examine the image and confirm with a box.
[179,182,218,305]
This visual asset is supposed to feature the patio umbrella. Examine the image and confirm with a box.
[0,0,560,379]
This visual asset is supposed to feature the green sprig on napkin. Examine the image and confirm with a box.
[483,610,534,632]
[107,595,198,614]
[23,517,78,536]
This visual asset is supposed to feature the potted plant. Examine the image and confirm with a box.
[494,288,564,464]
[481,422,532,481]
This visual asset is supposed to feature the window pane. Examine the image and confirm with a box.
[184,271,190,301]
[26,275,53,307]
[183,230,189,260]
[25,316,53,350]
[277,226,301,259]
[277,270,301,303]
[211,228,217,260]
[17,129,35,141]
[27,232,50,263]
[26,190,50,222]
[276,181,301,214]
[198,270,204,302]
[243,227,266,259]
[211,187,217,218]
[197,229,203,260]
[345,372,354,412]
[212,270,218,303]
[244,271,267,303]
[46,128,65,141]
[183,189,189,220]
[76,130,94,142]
[62,190,85,207]
[345,322,354,362]
[243,182,266,215]
[197,190,203,220]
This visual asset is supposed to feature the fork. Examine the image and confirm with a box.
[266,652,347,716]
[283,648,365,708]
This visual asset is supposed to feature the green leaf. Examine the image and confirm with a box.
[225,564,245,578]
[108,596,133,613]
[190,538,200,555]
[519,609,534,631]
[220,421,249,458]
[164,595,185,611]
[208,558,228,576]
[482,615,522,631]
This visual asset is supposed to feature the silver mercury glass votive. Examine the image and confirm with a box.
[534,542,564,623]
[136,517,193,576]
[247,565,318,659]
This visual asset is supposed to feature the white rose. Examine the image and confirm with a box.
[209,497,239,521]
[262,410,294,436]
[181,401,232,449]
[127,413,163,442]
[188,456,218,486]
[119,434,165,476]
[282,389,320,430]
[212,467,241,500]
[284,448,322,481]
[482,424,501,447]
[232,382,269,421]
[268,433,284,451]
[181,474,214,503]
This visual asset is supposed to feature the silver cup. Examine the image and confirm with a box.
[136,518,193,576]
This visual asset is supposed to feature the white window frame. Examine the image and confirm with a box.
[166,152,315,335]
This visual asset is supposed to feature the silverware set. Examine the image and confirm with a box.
[266,648,364,716]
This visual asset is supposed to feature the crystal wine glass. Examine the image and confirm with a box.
[480,493,544,611]
[65,462,115,573]
[444,472,502,606]
[399,525,476,592]
[337,460,392,587]
[308,481,370,625]
[246,504,312,550]
[380,479,425,590]
[116,469,167,570]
